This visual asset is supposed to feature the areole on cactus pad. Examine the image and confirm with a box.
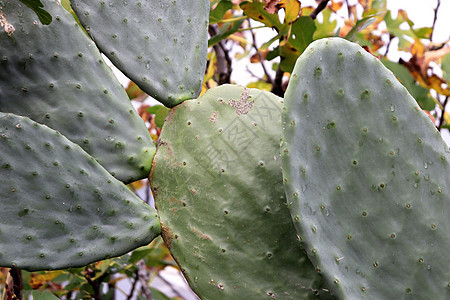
[0,112,160,271]
[150,85,333,299]
[282,37,450,299]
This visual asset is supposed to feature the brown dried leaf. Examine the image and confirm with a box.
[264,0,281,14]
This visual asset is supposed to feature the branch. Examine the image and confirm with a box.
[248,19,273,84]
[382,34,394,59]
[438,96,449,131]
[137,260,152,300]
[208,25,232,85]
[310,0,330,20]
[270,65,284,97]
[10,269,22,300]
[431,0,441,41]
[344,0,351,19]
[126,270,139,300]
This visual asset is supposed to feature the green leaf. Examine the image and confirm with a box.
[412,27,432,39]
[240,1,285,31]
[18,0,52,25]
[313,8,337,40]
[149,288,178,300]
[210,0,233,24]
[384,10,415,50]
[382,59,436,110]
[344,16,376,41]
[129,247,153,265]
[208,18,245,47]
[289,16,316,54]
[441,53,450,83]
[146,105,171,128]
[29,290,60,300]
[266,46,279,60]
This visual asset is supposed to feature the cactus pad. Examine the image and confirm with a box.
[282,38,450,299]
[0,112,160,271]
[0,0,154,184]
[70,0,209,107]
[150,85,331,299]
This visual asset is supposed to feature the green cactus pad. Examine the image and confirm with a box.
[0,112,160,271]
[150,85,332,299]
[70,0,209,107]
[282,38,450,299]
[0,0,154,184]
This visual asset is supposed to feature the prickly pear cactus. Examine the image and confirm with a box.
[282,38,450,299]
[150,85,332,299]
[70,0,209,107]
[0,0,154,184]
[0,112,160,271]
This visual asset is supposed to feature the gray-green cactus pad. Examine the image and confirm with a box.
[70,0,209,107]
[0,0,154,184]
[150,85,332,299]
[0,112,160,271]
[282,38,450,299]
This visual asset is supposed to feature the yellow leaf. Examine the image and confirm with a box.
[301,6,315,16]
[279,0,301,24]
[411,39,425,58]
[29,271,64,288]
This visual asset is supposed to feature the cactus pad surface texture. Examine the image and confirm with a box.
[282,37,450,299]
[150,85,333,299]
[70,0,209,107]
[0,112,160,271]
[0,0,154,184]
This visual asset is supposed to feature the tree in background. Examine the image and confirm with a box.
[1,0,449,299]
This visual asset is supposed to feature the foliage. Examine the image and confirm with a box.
[1,0,449,298]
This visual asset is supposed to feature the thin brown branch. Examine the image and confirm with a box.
[248,19,273,84]
[270,65,284,97]
[382,34,394,59]
[438,96,449,131]
[9,269,22,300]
[137,260,152,300]
[310,0,330,20]
[208,25,232,85]
[126,270,139,300]
[431,0,441,41]
[3,269,22,300]
[344,0,351,19]
[245,66,265,82]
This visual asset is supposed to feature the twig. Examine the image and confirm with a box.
[270,65,284,97]
[146,180,151,205]
[126,270,139,300]
[245,66,265,82]
[9,269,22,300]
[155,271,186,299]
[137,260,152,300]
[438,96,449,131]
[431,0,440,41]
[382,34,394,59]
[310,0,330,20]
[208,25,232,85]
[344,0,351,19]
[248,19,273,84]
